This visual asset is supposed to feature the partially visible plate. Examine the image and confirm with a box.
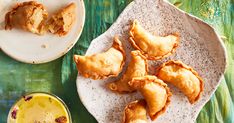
[0,0,85,64]
[76,0,227,123]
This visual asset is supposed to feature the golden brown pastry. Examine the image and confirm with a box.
[47,3,76,36]
[107,50,148,93]
[129,20,179,60]
[5,1,48,35]
[156,60,204,104]
[129,75,171,120]
[122,100,148,123]
[74,36,125,80]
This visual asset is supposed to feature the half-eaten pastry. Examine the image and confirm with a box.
[47,3,76,36]
[129,75,171,120]
[156,60,204,104]
[74,36,125,80]
[122,100,148,123]
[129,20,179,60]
[107,50,148,93]
[5,1,48,35]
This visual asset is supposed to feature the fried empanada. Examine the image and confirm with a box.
[5,1,48,35]
[47,3,76,36]
[74,36,125,80]
[122,100,148,123]
[129,75,171,120]
[156,60,204,104]
[129,20,179,60]
[107,50,148,93]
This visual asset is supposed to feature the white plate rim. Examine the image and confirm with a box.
[0,0,86,64]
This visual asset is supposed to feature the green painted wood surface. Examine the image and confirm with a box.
[0,0,233,123]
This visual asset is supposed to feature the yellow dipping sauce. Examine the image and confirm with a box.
[8,93,71,123]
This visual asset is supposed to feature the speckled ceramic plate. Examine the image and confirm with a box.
[76,0,227,123]
[0,0,85,64]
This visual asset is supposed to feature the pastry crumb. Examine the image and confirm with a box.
[41,44,48,49]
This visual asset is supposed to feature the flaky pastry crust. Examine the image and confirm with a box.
[47,3,76,36]
[107,50,148,93]
[129,20,179,60]
[5,1,48,35]
[156,60,204,104]
[74,36,125,80]
[129,75,171,120]
[122,100,148,123]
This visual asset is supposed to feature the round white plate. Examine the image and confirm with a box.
[0,0,85,64]
[76,0,227,123]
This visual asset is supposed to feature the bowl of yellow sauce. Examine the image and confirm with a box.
[7,92,71,123]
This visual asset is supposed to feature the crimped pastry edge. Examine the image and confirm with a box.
[73,36,126,80]
[129,75,172,120]
[156,60,204,104]
[129,20,180,60]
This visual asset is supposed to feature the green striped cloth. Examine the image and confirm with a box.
[0,0,233,123]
